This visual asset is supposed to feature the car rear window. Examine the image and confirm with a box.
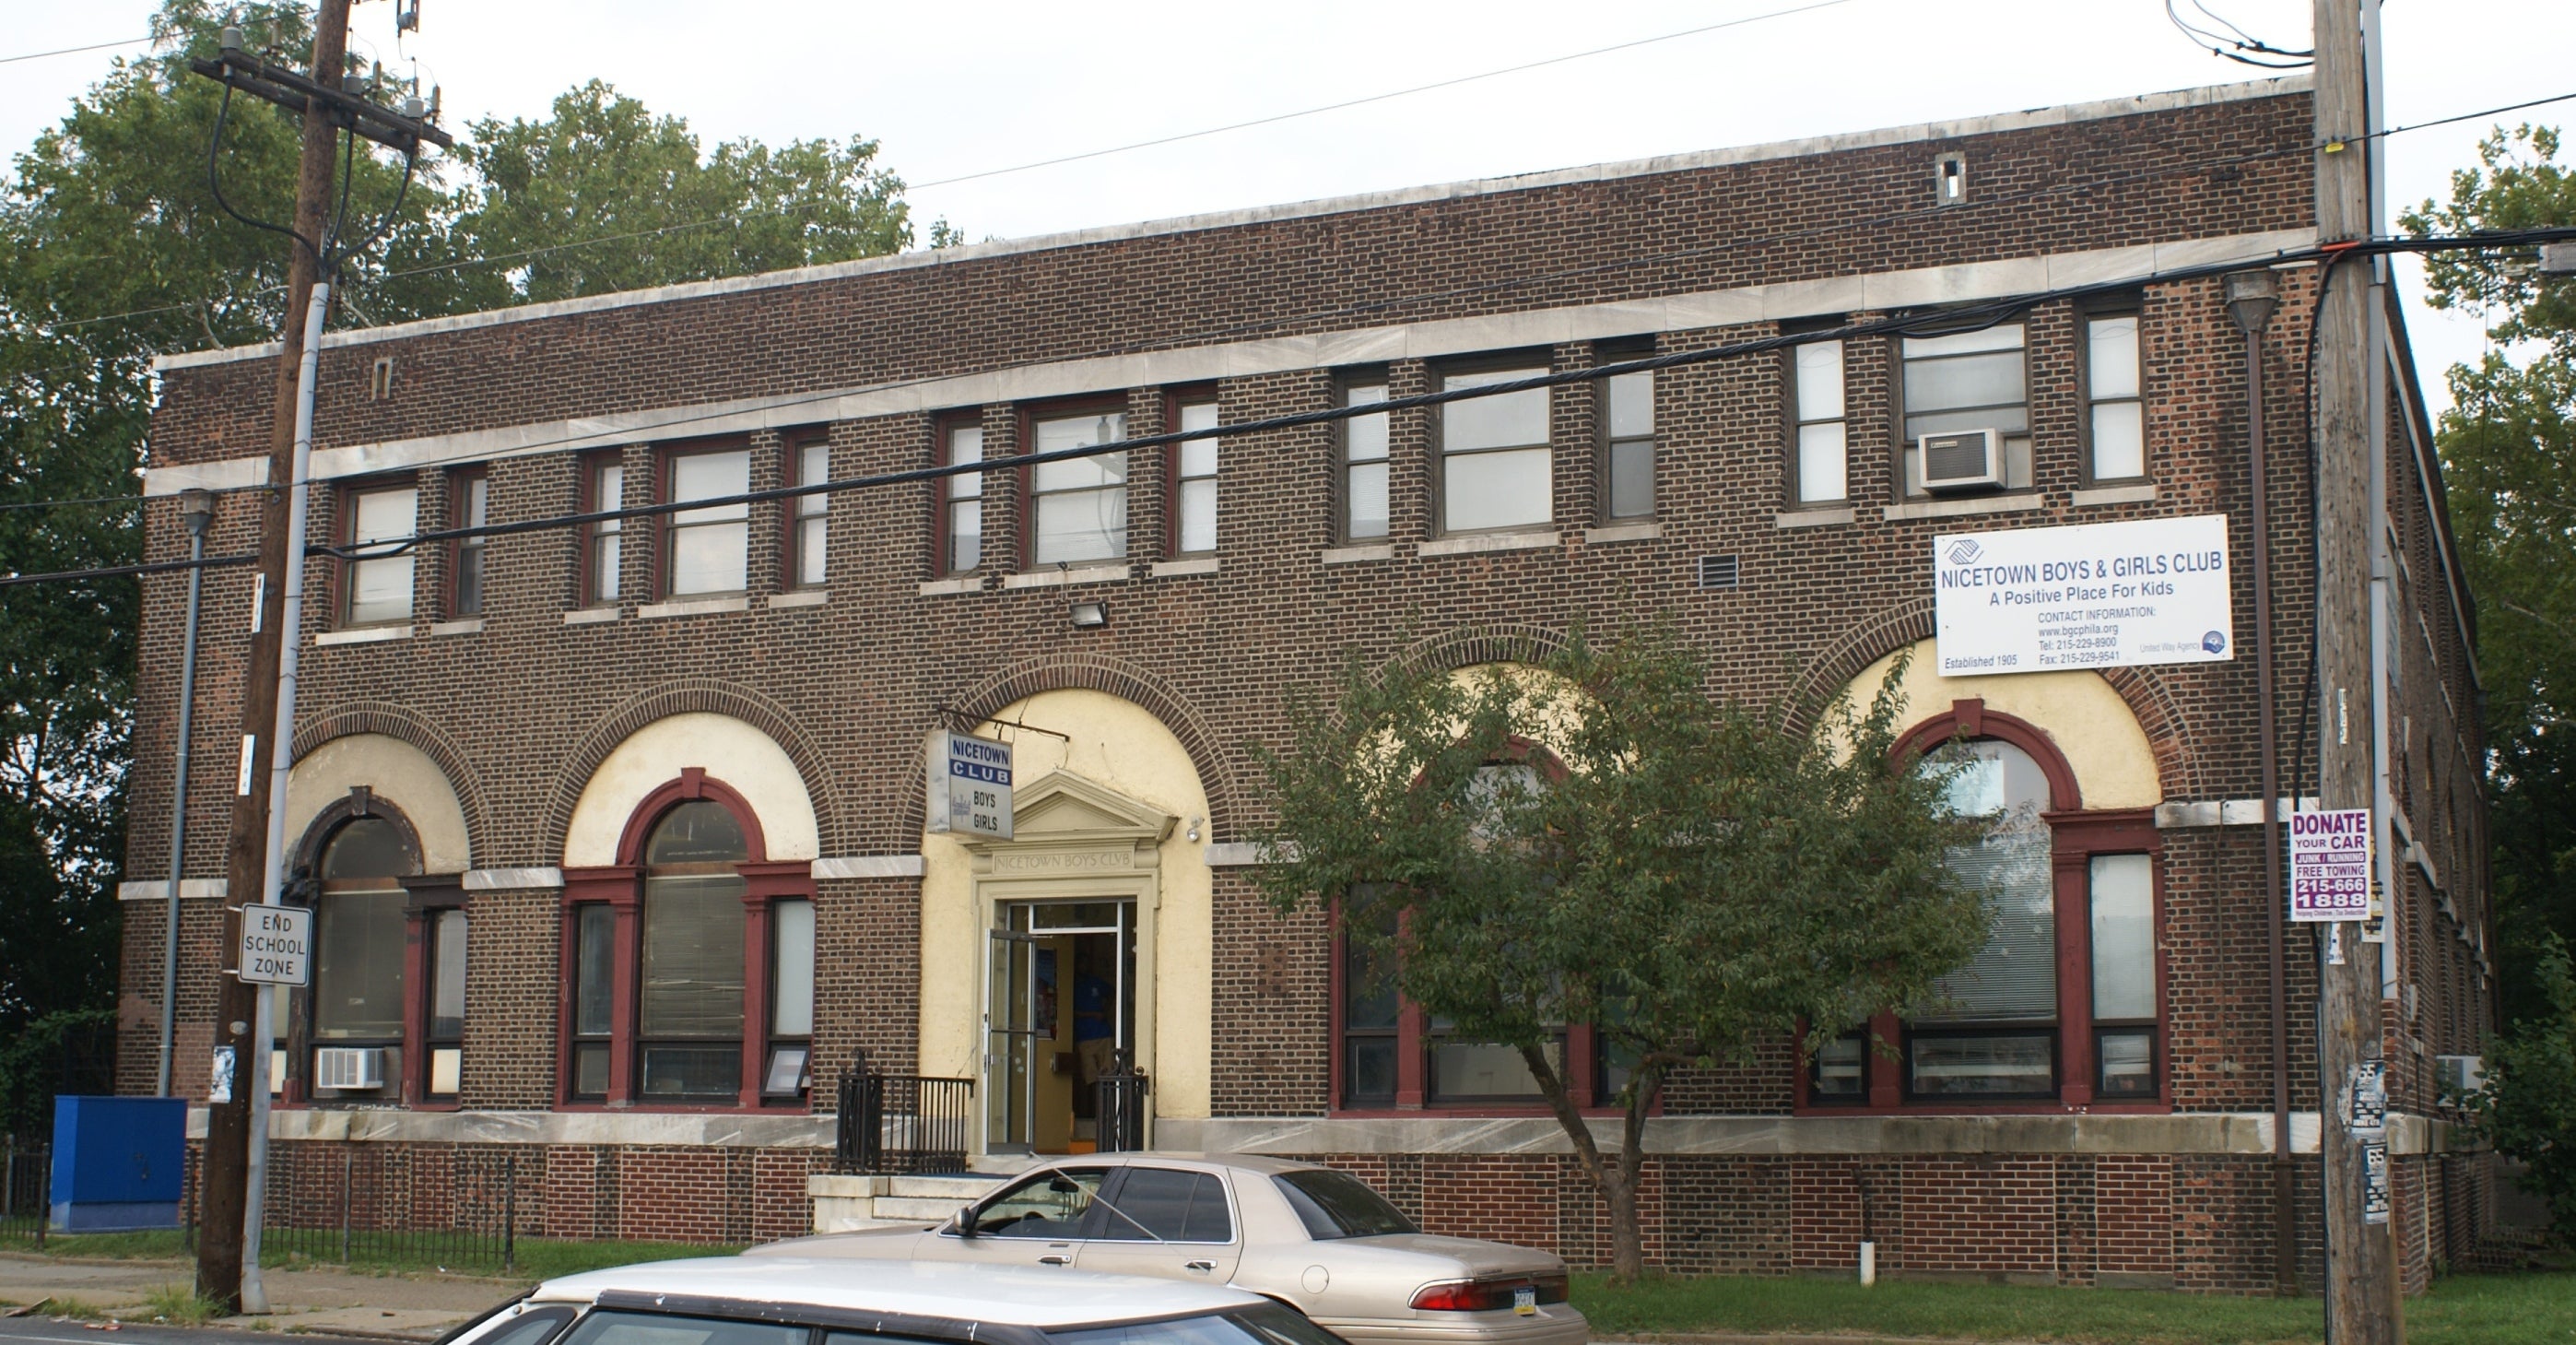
[1052,1305,1343,1345]
[1271,1170,1419,1240]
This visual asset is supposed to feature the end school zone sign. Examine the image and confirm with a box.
[1933,513,2234,677]
[236,903,312,985]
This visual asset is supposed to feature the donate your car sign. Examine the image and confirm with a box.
[1933,513,2233,678]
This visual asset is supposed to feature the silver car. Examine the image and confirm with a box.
[754,1154,1586,1345]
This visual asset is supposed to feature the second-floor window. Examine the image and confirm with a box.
[582,456,623,606]
[941,421,984,574]
[790,441,829,587]
[1029,409,1127,566]
[342,483,417,626]
[1790,340,1848,504]
[1441,367,1551,533]
[2086,313,2146,482]
[451,469,488,617]
[665,446,750,596]
[1172,398,1218,555]
[1342,383,1390,541]
[1900,324,2029,496]
[1602,368,1654,520]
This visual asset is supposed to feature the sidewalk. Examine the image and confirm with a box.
[0,1251,521,1339]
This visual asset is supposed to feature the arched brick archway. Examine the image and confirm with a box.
[1382,624,1569,681]
[920,653,1243,842]
[1785,598,2209,802]
[290,702,491,869]
[540,679,843,862]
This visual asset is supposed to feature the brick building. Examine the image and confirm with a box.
[123,72,2498,1288]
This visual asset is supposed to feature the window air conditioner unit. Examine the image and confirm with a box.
[1919,428,2002,492]
[314,1046,387,1090]
[2435,1054,2486,1099]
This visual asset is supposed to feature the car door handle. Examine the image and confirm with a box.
[1184,1260,1216,1273]
[1040,1255,1072,1266]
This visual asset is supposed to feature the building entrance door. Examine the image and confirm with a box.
[984,900,1136,1154]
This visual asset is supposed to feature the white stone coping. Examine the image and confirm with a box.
[153,77,2306,374]
[1320,544,1394,565]
[1003,563,1130,590]
[146,224,2320,495]
[1883,493,2049,522]
[917,575,982,596]
[1202,843,1274,867]
[2154,796,2322,828]
[1419,530,1559,557]
[1155,1111,2457,1159]
[1150,557,1220,578]
[314,624,409,647]
[183,1106,837,1148]
[563,607,620,625]
[812,855,926,879]
[1775,507,1856,529]
[425,618,485,637]
[1582,523,1663,545]
[464,867,565,891]
[639,596,750,619]
[768,589,830,609]
[118,879,229,902]
[2071,482,2158,507]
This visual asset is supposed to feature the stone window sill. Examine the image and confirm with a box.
[1150,556,1219,578]
[1321,544,1394,565]
[639,596,750,619]
[315,624,410,646]
[917,575,982,596]
[564,607,621,625]
[2072,482,2158,507]
[426,618,485,637]
[1776,507,1856,529]
[1582,522,1663,545]
[1419,529,1559,557]
[1883,493,2046,522]
[1004,563,1130,590]
[768,589,830,609]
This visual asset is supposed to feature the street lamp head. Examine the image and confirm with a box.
[179,488,216,535]
[2224,269,2279,336]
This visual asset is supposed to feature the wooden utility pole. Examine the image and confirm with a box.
[196,0,350,1311]
[2311,2,2402,1341]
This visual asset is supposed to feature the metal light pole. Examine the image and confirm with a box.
[157,489,217,1098]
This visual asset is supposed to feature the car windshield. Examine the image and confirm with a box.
[1052,1305,1344,1345]
[557,1313,806,1345]
[1271,1170,1418,1240]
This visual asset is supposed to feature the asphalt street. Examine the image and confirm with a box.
[0,1322,377,1345]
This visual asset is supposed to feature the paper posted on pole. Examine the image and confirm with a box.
[2288,808,2373,923]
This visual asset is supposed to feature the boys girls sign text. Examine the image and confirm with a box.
[1934,514,2233,677]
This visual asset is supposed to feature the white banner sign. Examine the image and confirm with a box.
[926,730,1013,840]
[236,903,312,985]
[1933,514,2234,677]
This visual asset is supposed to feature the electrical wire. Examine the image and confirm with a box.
[9,226,2570,591]
[0,34,154,66]
[2166,0,2314,70]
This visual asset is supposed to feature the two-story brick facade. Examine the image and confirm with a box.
[121,72,2496,1290]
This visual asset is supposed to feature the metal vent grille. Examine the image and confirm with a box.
[1697,554,1740,591]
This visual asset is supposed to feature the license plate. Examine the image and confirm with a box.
[1513,1286,1537,1317]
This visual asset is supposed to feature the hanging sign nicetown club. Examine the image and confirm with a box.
[926,729,1014,840]
[1933,513,2234,677]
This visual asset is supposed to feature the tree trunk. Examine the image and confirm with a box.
[1603,1166,1645,1281]
[1521,1043,1661,1283]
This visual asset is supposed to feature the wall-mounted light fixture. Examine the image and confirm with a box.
[1069,600,1109,630]
[1186,817,1203,843]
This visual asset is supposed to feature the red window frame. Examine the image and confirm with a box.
[931,412,985,577]
[449,466,489,618]
[785,437,832,590]
[555,769,818,1112]
[578,452,625,608]
[1017,397,1132,571]
[658,440,754,600]
[1164,386,1219,558]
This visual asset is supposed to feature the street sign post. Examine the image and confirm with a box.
[234,904,312,986]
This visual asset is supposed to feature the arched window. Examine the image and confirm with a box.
[290,794,470,1106]
[559,773,817,1109]
[312,817,416,1050]
[1908,738,2059,1098]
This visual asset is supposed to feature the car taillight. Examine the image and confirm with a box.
[1411,1277,1562,1313]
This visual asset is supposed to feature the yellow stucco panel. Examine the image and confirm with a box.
[1840,638,2162,808]
[918,690,1216,1132]
[285,733,472,871]
[562,712,819,866]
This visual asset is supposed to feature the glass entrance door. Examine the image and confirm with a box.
[985,901,1135,1154]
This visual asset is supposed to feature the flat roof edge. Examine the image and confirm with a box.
[153,74,2309,374]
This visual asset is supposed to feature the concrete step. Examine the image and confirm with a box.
[873,1194,984,1222]
[884,1174,1009,1199]
[813,1212,936,1235]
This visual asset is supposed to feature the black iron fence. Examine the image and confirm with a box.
[1095,1052,1149,1154]
[256,1144,516,1270]
[1,1137,47,1247]
[835,1054,974,1174]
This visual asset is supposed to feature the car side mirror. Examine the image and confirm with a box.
[956,1205,979,1238]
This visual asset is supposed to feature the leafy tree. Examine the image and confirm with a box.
[2402,127,2576,1025]
[1248,627,1989,1280]
[2463,933,2576,1243]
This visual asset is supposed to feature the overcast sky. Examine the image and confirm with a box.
[7,1,2571,415]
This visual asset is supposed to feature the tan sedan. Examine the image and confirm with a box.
[752,1153,1587,1345]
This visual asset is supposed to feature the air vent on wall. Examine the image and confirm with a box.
[1697,554,1740,591]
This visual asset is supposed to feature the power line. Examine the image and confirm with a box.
[2164,1,2312,69]
[12,227,2570,592]
[0,34,154,66]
